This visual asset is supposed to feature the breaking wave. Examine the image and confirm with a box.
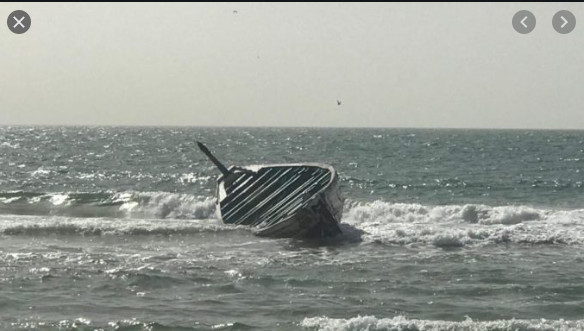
[341,200,584,247]
[301,315,584,331]
[2,192,584,245]
[0,215,241,236]
[0,191,217,220]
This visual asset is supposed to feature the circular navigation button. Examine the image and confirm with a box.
[7,10,31,34]
[552,10,576,34]
[513,10,536,34]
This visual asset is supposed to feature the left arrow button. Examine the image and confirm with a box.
[513,10,536,34]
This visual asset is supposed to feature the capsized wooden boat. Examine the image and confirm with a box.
[197,142,343,238]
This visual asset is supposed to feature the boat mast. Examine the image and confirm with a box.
[197,141,231,177]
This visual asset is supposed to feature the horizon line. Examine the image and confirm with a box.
[1,124,584,131]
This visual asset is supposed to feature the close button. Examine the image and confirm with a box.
[7,10,31,34]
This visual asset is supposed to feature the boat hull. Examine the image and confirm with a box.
[216,163,343,238]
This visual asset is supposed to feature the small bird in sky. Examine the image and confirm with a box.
[337,100,342,106]
[233,10,238,14]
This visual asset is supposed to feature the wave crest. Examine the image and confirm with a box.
[0,216,241,236]
[342,200,584,247]
[301,315,584,331]
[0,191,217,220]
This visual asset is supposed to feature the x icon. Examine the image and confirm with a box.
[7,10,30,34]
[13,16,25,28]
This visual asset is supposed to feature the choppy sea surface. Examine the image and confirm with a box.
[1,126,584,331]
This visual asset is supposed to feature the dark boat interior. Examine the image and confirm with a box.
[220,166,332,227]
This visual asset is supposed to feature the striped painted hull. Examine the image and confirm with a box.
[216,163,343,238]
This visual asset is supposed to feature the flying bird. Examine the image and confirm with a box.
[337,100,342,106]
[233,10,238,14]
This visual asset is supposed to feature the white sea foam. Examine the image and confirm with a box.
[459,204,541,225]
[301,315,584,331]
[0,197,20,204]
[49,194,70,206]
[0,141,19,149]
[0,215,239,236]
[0,191,218,220]
[342,200,584,247]
[115,191,217,219]
[178,173,211,184]
[30,168,51,177]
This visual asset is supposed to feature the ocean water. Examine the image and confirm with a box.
[1,126,584,331]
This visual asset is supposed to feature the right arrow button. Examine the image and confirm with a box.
[561,16,568,28]
[553,10,576,34]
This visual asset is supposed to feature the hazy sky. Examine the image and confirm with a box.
[1,3,583,128]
